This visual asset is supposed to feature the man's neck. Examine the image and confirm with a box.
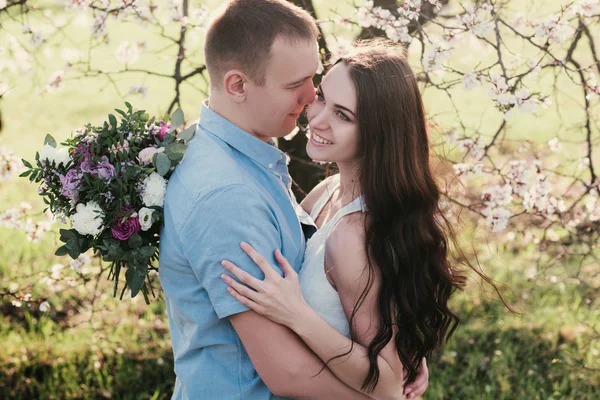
[206,96,272,143]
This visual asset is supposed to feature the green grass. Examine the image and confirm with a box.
[1,0,600,399]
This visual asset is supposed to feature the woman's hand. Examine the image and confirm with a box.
[221,242,309,328]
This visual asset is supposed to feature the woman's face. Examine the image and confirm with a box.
[306,63,360,165]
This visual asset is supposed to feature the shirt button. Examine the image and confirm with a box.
[268,163,273,169]
[279,154,283,160]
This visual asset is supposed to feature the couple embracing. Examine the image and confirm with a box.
[159,0,467,399]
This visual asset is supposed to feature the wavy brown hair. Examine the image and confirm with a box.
[328,40,508,391]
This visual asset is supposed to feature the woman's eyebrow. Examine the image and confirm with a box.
[319,85,356,117]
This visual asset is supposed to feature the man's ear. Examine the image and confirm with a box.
[223,70,249,102]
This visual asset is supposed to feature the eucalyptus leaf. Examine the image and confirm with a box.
[59,229,78,241]
[126,265,147,297]
[55,246,69,256]
[44,134,57,148]
[165,142,187,161]
[155,152,171,176]
[170,108,184,129]
[139,246,157,259]
[128,233,143,249]
[65,238,80,259]
[177,124,196,142]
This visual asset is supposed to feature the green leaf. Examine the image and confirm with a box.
[65,238,81,259]
[59,229,78,241]
[139,246,157,260]
[22,159,32,168]
[44,134,57,148]
[155,152,171,176]
[147,117,156,127]
[108,114,117,130]
[115,108,128,119]
[162,133,175,146]
[19,170,32,177]
[177,124,196,142]
[165,142,186,161]
[126,265,147,297]
[55,246,69,256]
[170,108,184,129]
[128,233,143,249]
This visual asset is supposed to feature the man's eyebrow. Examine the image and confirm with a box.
[319,85,356,117]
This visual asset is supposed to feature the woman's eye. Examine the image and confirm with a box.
[336,110,350,122]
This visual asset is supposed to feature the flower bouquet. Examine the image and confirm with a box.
[21,102,195,303]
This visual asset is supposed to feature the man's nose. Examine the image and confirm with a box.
[299,81,317,105]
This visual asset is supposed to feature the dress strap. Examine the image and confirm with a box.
[328,195,367,228]
[310,175,341,220]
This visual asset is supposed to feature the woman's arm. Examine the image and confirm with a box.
[290,215,406,400]
[221,235,426,399]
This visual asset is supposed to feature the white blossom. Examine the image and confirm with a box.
[585,72,599,100]
[462,71,480,91]
[115,41,141,64]
[482,184,513,208]
[39,301,51,312]
[70,253,91,273]
[484,206,511,232]
[127,84,148,98]
[45,70,64,92]
[0,146,24,181]
[548,137,563,153]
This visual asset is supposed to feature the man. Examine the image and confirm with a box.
[159,1,428,398]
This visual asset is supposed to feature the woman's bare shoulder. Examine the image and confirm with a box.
[299,174,339,214]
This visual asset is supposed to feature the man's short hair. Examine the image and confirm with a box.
[205,0,320,88]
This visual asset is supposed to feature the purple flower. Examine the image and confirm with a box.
[111,208,141,241]
[59,168,82,203]
[96,156,116,180]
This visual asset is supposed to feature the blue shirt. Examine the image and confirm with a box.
[159,102,315,400]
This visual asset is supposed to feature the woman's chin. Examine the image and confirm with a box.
[306,145,330,163]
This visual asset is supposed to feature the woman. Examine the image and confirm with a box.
[220,41,471,400]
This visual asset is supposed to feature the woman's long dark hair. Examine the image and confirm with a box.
[329,41,506,391]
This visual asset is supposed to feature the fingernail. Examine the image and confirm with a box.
[240,241,249,249]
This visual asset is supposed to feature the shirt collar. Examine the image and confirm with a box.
[198,100,286,171]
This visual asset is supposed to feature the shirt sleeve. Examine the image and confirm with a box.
[180,184,284,319]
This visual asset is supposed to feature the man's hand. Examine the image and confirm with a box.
[403,358,429,399]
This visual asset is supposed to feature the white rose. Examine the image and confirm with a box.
[138,207,155,231]
[40,145,70,166]
[40,144,57,163]
[141,172,167,208]
[70,201,105,236]
[137,147,159,165]
[54,147,71,166]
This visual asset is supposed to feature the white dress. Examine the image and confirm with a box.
[298,176,366,338]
